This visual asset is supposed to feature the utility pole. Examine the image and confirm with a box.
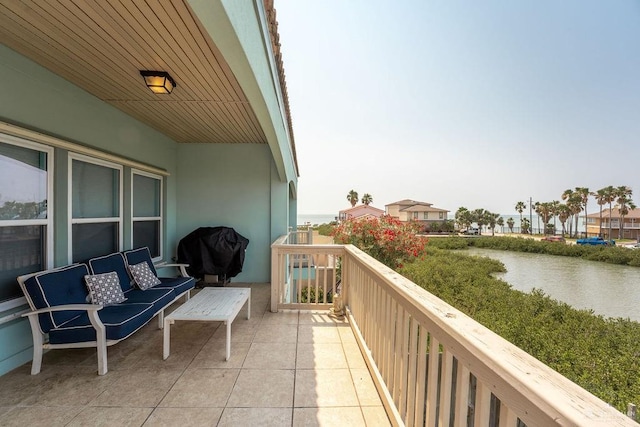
[529,196,534,235]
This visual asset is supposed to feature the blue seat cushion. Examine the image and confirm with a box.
[89,253,134,292]
[48,303,155,344]
[122,287,175,313]
[23,264,89,333]
[155,277,195,298]
[124,247,157,276]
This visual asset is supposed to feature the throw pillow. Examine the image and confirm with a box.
[84,272,127,306]
[129,261,161,290]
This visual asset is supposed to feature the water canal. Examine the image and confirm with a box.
[462,248,640,322]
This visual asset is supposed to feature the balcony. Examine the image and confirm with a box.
[270,232,636,426]
[0,283,389,425]
[0,232,636,426]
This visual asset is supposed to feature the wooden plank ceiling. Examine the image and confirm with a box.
[0,0,267,144]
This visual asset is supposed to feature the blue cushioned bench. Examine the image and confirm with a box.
[17,247,195,375]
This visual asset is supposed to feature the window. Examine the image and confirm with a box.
[424,212,428,220]
[439,212,444,219]
[132,170,162,259]
[413,212,419,220]
[0,135,53,304]
[69,154,122,263]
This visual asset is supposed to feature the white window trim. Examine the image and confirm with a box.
[0,132,54,306]
[131,169,163,261]
[68,153,123,262]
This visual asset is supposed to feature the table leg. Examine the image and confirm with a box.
[225,320,231,361]
[163,318,171,360]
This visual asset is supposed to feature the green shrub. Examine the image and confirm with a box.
[400,251,640,412]
[428,236,640,268]
[299,286,333,303]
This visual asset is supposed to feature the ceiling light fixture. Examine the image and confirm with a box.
[139,70,176,94]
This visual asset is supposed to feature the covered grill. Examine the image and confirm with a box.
[177,227,249,284]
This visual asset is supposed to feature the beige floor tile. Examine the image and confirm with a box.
[40,347,95,367]
[191,341,251,369]
[296,343,348,370]
[143,407,223,426]
[293,407,365,427]
[298,311,344,325]
[159,368,239,407]
[68,406,153,426]
[261,310,299,325]
[343,343,368,369]
[294,369,359,407]
[361,406,391,426]
[210,320,260,343]
[338,325,358,344]
[1,406,84,427]
[227,369,294,408]
[218,407,292,426]
[253,323,298,343]
[297,325,341,344]
[0,366,67,406]
[89,367,183,407]
[30,367,118,406]
[351,368,383,406]
[243,342,296,370]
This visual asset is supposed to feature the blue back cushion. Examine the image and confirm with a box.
[23,264,89,332]
[89,253,133,292]
[124,247,157,276]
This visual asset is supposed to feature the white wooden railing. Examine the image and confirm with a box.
[271,234,636,426]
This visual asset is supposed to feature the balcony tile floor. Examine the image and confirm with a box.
[0,284,390,426]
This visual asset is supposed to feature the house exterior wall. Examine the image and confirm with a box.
[0,0,298,375]
[175,143,286,283]
[386,205,401,217]
[0,44,181,375]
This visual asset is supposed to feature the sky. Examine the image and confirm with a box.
[274,0,640,216]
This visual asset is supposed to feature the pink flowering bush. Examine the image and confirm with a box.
[332,216,427,269]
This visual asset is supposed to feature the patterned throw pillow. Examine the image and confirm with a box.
[129,261,161,290]
[84,272,127,306]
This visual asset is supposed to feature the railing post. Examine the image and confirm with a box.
[270,244,280,312]
[628,403,637,421]
[307,227,313,245]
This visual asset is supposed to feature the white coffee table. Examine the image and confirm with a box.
[163,287,251,361]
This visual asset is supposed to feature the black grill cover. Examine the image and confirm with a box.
[177,227,249,279]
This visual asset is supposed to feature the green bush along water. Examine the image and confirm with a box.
[429,236,640,266]
[400,245,640,412]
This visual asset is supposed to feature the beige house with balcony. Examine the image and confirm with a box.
[586,208,640,240]
[385,199,449,225]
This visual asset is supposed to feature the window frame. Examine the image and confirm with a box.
[68,153,123,262]
[0,133,54,308]
[131,169,163,261]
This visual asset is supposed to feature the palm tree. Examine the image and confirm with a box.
[615,186,633,239]
[497,216,505,233]
[455,207,473,231]
[515,201,526,232]
[487,212,500,236]
[550,200,560,233]
[521,217,530,234]
[473,208,486,235]
[361,193,373,206]
[346,190,358,207]
[601,185,616,239]
[561,189,582,237]
[537,202,553,234]
[593,188,607,237]
[557,204,571,236]
[506,217,515,233]
[575,187,590,237]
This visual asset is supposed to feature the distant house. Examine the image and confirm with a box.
[586,208,640,240]
[338,205,385,221]
[385,199,449,226]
